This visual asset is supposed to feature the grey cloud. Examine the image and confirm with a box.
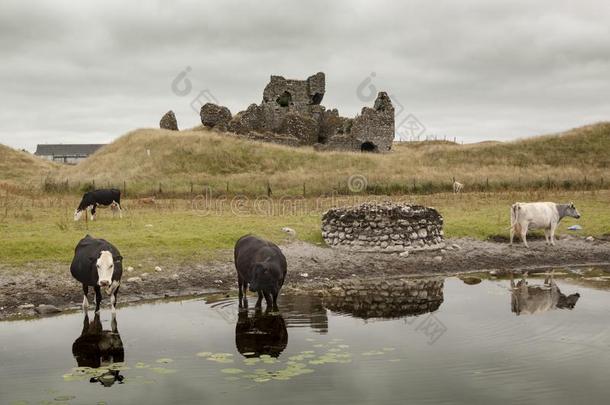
[0,0,609,150]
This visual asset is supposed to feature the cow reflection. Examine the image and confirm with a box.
[511,272,580,316]
[72,312,125,386]
[235,309,288,358]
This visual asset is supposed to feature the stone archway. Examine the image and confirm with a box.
[360,141,378,152]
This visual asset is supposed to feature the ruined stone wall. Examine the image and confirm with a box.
[321,203,444,252]
[323,278,444,319]
[200,72,396,153]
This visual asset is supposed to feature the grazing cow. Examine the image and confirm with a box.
[70,235,123,313]
[510,272,580,315]
[235,310,288,358]
[74,188,122,221]
[234,235,287,310]
[453,180,464,193]
[72,312,125,387]
[510,201,581,247]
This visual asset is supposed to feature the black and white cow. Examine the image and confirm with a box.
[74,188,122,221]
[70,235,123,313]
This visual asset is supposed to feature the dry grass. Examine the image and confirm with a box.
[3,122,610,197]
[0,144,57,189]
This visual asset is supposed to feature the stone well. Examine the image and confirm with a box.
[321,202,444,252]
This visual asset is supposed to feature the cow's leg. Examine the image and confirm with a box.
[549,222,557,246]
[272,291,279,311]
[255,291,263,308]
[509,226,515,246]
[117,202,123,219]
[110,286,119,313]
[82,284,89,311]
[510,272,515,289]
[90,205,97,221]
[94,285,102,313]
[543,229,550,245]
[263,291,273,309]
[520,223,529,248]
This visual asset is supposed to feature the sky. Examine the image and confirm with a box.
[1,0,609,151]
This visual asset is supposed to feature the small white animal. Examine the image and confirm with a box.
[453,180,464,193]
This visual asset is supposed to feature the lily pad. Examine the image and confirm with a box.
[156,358,174,364]
[196,351,213,358]
[221,368,244,374]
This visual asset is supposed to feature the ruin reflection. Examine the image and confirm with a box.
[71,312,125,387]
[323,277,444,320]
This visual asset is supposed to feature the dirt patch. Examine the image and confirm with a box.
[1,236,610,321]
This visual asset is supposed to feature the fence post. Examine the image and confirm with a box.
[123,180,127,197]
[267,181,272,197]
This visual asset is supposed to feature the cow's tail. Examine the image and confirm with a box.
[510,203,522,234]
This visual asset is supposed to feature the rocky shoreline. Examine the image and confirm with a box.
[1,237,609,321]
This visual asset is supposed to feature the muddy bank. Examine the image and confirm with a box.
[1,236,610,321]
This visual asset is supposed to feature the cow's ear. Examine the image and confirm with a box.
[569,201,575,208]
[89,256,98,264]
[114,255,123,263]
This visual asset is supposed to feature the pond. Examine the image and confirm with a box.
[1,275,610,404]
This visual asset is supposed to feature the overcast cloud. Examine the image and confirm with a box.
[1,0,609,150]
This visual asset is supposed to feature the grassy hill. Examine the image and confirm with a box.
[0,144,57,189]
[5,122,610,196]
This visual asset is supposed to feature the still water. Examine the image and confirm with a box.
[1,276,610,405]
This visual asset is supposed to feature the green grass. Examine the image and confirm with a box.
[1,190,608,269]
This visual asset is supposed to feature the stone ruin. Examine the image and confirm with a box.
[323,278,444,319]
[159,110,178,131]
[321,202,444,252]
[199,72,395,152]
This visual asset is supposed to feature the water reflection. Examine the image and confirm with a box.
[235,309,288,358]
[323,278,444,320]
[510,273,581,316]
[71,313,125,386]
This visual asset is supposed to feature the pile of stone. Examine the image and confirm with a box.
[323,278,444,319]
[321,202,444,252]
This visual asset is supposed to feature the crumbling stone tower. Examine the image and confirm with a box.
[200,72,395,152]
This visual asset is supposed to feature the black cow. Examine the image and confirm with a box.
[74,188,122,221]
[234,235,287,310]
[70,235,123,313]
[72,312,125,387]
[235,309,288,358]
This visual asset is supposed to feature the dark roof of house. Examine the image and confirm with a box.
[34,144,105,156]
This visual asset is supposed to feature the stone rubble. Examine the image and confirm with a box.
[159,110,179,131]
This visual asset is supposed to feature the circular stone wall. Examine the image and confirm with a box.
[321,202,444,252]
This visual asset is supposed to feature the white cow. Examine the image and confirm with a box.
[510,202,581,247]
[453,181,464,193]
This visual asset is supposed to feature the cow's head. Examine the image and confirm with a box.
[249,261,281,296]
[565,202,581,219]
[74,209,84,221]
[93,251,122,293]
